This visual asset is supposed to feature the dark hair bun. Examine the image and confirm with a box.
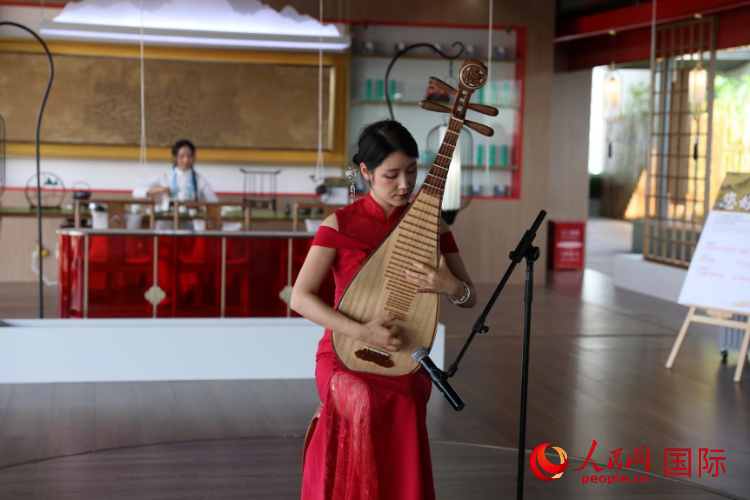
[351,120,418,174]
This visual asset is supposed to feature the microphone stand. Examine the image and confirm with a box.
[442,209,546,500]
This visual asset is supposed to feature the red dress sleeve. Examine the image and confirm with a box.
[311,225,371,250]
[440,231,460,254]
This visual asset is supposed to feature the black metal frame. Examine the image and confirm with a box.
[382,42,474,224]
[0,22,55,318]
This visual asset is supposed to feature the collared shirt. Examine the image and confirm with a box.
[133,168,218,202]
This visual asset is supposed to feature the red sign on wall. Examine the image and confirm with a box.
[549,221,586,271]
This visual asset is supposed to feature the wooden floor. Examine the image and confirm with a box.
[0,437,740,499]
[0,270,748,499]
[585,217,633,275]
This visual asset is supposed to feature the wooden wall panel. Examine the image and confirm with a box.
[0,192,61,283]
[548,69,592,222]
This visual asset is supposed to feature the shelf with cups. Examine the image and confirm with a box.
[347,23,526,201]
[352,54,523,64]
[351,99,520,109]
[351,52,522,110]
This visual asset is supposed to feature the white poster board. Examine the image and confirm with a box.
[678,173,750,315]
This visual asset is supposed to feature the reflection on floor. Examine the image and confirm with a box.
[585,216,634,275]
[0,437,738,499]
[0,270,748,498]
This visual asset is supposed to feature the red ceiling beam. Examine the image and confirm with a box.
[562,2,750,70]
[556,0,750,42]
[565,28,651,70]
[0,1,66,6]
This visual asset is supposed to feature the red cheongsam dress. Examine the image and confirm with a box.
[300,193,460,500]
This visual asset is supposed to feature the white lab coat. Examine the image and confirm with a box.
[132,168,218,202]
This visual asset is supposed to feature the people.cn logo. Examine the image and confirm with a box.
[530,443,569,481]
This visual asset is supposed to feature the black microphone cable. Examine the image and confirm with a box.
[0,21,54,318]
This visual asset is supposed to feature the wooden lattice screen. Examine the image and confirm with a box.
[644,17,716,267]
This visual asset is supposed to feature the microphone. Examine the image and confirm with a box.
[412,347,465,411]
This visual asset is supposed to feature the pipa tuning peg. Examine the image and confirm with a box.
[467,103,499,117]
[464,120,494,137]
[428,76,457,96]
[419,100,451,114]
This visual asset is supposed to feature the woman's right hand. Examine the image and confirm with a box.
[357,315,403,352]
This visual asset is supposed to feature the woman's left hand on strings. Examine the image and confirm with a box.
[406,257,464,297]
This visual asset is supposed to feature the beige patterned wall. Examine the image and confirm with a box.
[0,52,333,150]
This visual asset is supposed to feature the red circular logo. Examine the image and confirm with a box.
[529,443,569,481]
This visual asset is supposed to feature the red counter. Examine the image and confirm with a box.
[58,229,334,318]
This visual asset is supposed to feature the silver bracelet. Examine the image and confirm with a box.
[447,281,471,305]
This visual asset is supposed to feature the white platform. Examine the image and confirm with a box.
[613,253,687,303]
[0,318,445,384]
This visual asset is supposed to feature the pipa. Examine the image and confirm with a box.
[332,59,498,376]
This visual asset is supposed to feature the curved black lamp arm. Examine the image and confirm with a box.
[0,22,55,319]
[384,42,464,120]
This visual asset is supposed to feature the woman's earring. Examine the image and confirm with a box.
[344,165,357,204]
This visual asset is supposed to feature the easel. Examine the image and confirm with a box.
[666,305,750,382]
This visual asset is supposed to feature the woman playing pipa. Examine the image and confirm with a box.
[293,59,493,499]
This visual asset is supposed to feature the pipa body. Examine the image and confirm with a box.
[332,59,490,376]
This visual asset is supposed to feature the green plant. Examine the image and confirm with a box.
[624,81,649,116]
